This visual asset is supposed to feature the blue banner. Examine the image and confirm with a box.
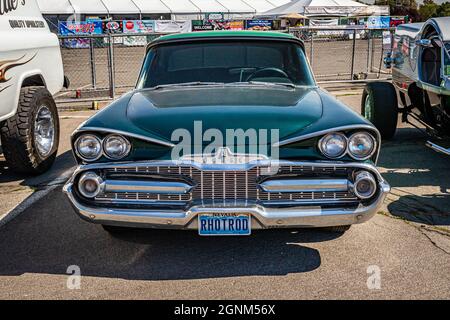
[367,16,390,29]
[59,21,103,35]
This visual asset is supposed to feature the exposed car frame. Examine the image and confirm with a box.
[362,17,450,156]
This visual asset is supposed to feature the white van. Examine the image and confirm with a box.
[0,0,66,174]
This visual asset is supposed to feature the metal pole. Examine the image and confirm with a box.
[366,30,371,74]
[107,34,115,99]
[350,29,356,80]
[310,31,314,70]
[89,37,97,89]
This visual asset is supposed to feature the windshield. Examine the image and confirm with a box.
[137,40,315,89]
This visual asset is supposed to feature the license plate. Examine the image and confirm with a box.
[198,213,251,236]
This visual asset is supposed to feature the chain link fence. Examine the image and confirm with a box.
[289,27,394,82]
[56,28,394,103]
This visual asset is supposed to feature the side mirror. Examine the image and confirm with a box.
[416,39,432,47]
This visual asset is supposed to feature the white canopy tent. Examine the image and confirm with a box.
[242,0,277,13]
[256,0,377,18]
[267,0,294,7]
[101,0,140,14]
[189,0,228,13]
[37,0,299,18]
[132,0,171,14]
[216,0,256,13]
[159,0,201,13]
[68,0,109,15]
[37,0,74,14]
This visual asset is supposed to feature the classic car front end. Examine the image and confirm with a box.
[64,31,390,236]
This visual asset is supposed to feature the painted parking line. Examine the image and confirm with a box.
[0,168,75,228]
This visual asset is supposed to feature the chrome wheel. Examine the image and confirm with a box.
[34,105,55,157]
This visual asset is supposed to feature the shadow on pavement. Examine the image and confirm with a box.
[0,150,76,188]
[0,190,345,281]
[378,128,450,226]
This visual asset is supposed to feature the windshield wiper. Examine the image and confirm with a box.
[148,82,225,90]
[227,81,296,89]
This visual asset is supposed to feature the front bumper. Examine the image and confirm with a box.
[63,160,390,230]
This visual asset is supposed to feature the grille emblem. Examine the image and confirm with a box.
[181,147,268,165]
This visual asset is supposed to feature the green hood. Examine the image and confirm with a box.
[126,86,323,145]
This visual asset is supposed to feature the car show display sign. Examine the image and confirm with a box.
[155,20,192,33]
[122,20,155,46]
[103,21,123,34]
[245,20,273,31]
[192,19,244,32]
[59,20,103,48]
[367,16,390,29]
[59,20,103,35]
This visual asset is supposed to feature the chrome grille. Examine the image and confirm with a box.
[98,165,358,204]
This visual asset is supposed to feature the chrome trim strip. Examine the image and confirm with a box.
[74,127,176,148]
[72,160,384,179]
[103,180,193,195]
[426,141,450,156]
[260,179,350,193]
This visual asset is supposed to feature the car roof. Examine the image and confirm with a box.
[154,30,298,43]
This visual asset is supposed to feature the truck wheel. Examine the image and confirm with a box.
[361,82,398,140]
[0,87,59,175]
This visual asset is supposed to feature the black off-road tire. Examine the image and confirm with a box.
[0,86,59,175]
[361,82,398,140]
[325,225,352,233]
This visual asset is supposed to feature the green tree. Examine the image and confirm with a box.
[419,0,439,20]
[374,0,420,21]
[435,2,450,17]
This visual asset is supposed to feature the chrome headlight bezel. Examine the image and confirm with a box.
[347,132,377,161]
[318,133,348,159]
[103,134,131,160]
[74,134,103,162]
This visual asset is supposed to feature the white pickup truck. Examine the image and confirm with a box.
[0,0,66,175]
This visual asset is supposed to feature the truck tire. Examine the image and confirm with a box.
[0,86,59,175]
[361,82,398,140]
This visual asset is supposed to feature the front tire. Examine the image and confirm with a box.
[0,87,59,175]
[361,82,398,140]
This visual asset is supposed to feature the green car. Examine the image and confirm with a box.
[64,31,390,236]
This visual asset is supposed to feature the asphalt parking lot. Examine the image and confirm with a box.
[0,90,449,300]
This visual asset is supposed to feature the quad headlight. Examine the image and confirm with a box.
[348,132,376,160]
[103,135,131,160]
[74,134,131,162]
[319,131,377,160]
[319,133,347,159]
[75,134,102,161]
